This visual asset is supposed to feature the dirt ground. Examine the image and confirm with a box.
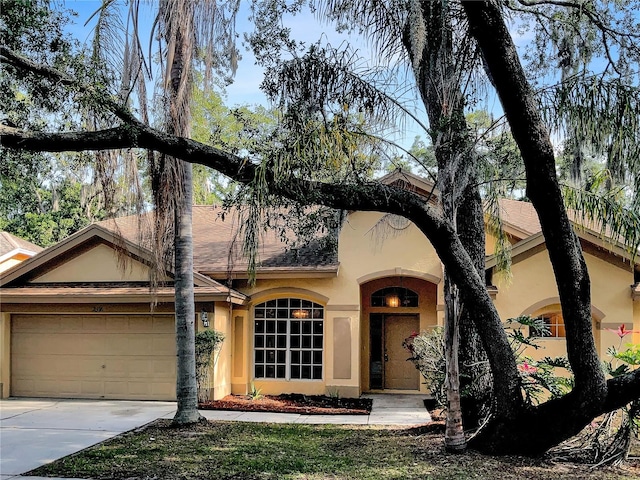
[199,393,373,415]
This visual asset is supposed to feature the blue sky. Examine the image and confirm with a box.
[63,1,368,106]
[61,1,536,151]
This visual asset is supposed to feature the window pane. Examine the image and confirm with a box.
[254,350,264,363]
[266,335,275,348]
[276,365,286,378]
[290,336,300,348]
[277,321,287,333]
[291,365,300,379]
[301,365,311,379]
[277,350,286,364]
[291,350,300,364]
[291,321,300,334]
[266,321,276,333]
[266,350,276,364]
[255,365,264,378]
[313,336,323,349]
[302,335,311,349]
[277,335,287,348]
[313,366,322,379]
[302,350,311,365]
[255,321,265,333]
[313,321,323,334]
[313,351,322,364]
[255,336,264,348]
[266,365,275,378]
[302,321,311,334]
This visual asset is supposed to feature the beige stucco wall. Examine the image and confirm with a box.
[0,312,10,397]
[633,296,640,346]
[200,301,233,400]
[236,211,443,397]
[32,244,158,283]
[493,245,635,361]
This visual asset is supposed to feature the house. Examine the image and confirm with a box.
[1,171,638,401]
[0,231,42,273]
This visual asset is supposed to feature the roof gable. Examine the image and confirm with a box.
[0,224,218,288]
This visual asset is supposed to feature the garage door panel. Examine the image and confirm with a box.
[153,317,175,333]
[128,316,154,333]
[81,381,104,396]
[152,334,176,351]
[11,314,177,400]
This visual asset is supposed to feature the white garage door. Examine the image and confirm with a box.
[11,314,177,400]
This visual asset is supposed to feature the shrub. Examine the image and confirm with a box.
[195,330,225,402]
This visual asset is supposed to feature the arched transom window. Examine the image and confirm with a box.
[254,298,324,380]
[530,312,565,338]
[371,287,419,308]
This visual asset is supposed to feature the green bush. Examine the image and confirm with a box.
[195,330,225,402]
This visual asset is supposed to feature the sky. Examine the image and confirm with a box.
[63,1,369,105]
[61,0,431,149]
[57,1,547,154]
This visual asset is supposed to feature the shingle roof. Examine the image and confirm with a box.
[97,206,339,277]
[0,231,43,257]
[497,199,542,238]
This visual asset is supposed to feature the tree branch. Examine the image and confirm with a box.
[603,368,640,412]
[0,45,74,85]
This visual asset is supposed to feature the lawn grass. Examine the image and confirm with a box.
[30,420,639,480]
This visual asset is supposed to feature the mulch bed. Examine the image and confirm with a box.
[199,393,373,415]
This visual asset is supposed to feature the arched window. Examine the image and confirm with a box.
[253,298,323,380]
[530,312,565,338]
[371,287,419,308]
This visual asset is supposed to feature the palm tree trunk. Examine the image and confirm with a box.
[172,161,201,424]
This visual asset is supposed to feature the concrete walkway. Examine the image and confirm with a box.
[1,394,430,480]
[198,393,431,425]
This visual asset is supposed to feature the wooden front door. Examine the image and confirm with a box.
[383,315,419,390]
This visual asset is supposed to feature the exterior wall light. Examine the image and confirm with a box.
[385,293,400,308]
[201,309,210,328]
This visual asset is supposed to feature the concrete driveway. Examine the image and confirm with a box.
[0,398,176,479]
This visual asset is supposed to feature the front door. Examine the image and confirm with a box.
[369,314,419,390]
[384,316,419,390]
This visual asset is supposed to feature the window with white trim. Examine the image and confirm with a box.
[530,312,566,338]
[253,298,324,380]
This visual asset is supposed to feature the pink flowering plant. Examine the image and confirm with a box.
[604,324,640,379]
[404,316,574,409]
[505,315,573,405]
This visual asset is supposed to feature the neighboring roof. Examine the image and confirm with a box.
[0,231,43,261]
[98,206,339,279]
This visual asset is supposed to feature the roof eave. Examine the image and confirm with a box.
[201,266,340,280]
[0,287,249,305]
